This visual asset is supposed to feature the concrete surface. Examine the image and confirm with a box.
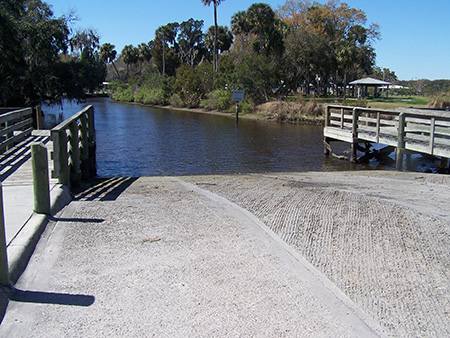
[0,175,387,337]
[0,171,449,337]
[187,171,450,337]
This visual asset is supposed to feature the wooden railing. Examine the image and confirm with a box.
[324,105,450,168]
[0,107,42,153]
[51,105,96,187]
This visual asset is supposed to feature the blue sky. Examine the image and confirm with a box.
[46,0,450,81]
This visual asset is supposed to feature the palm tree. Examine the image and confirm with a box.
[201,0,224,72]
[100,43,120,80]
[155,22,179,74]
[247,3,275,54]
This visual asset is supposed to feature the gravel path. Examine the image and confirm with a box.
[187,171,450,337]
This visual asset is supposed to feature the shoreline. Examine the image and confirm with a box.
[109,99,326,125]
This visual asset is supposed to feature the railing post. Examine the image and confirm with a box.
[325,106,331,127]
[79,114,89,180]
[51,129,70,187]
[35,106,43,130]
[350,108,359,162]
[31,142,50,215]
[429,117,435,155]
[87,107,97,177]
[396,113,405,171]
[68,121,81,187]
[0,183,9,287]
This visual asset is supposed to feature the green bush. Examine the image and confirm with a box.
[169,93,184,108]
[240,98,256,115]
[135,86,168,105]
[111,84,134,102]
[202,89,233,111]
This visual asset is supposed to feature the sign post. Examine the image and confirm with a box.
[232,90,244,122]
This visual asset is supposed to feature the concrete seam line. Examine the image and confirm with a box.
[176,178,387,337]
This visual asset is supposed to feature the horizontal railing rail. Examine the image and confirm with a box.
[325,105,450,167]
[51,105,96,187]
[0,107,42,153]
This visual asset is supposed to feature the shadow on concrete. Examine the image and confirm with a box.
[50,217,104,224]
[8,288,95,306]
[0,286,94,323]
[73,177,138,202]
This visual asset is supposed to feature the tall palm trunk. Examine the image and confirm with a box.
[213,1,218,72]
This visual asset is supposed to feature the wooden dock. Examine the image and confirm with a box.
[323,105,450,169]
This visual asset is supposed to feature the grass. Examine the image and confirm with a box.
[366,96,431,109]
[295,96,432,110]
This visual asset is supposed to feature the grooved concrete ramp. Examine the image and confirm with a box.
[0,176,385,337]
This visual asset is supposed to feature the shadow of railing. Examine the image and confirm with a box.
[73,177,138,202]
[8,288,95,306]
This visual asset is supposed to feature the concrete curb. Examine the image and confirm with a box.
[6,184,72,284]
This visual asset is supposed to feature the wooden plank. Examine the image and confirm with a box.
[0,118,33,138]
[0,128,33,151]
[52,105,92,132]
[0,108,32,124]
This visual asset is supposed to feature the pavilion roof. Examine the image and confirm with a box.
[349,77,392,85]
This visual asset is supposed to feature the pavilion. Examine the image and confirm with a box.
[349,77,392,98]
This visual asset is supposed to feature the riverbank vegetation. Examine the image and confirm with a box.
[106,0,449,119]
[0,0,106,106]
[2,0,448,114]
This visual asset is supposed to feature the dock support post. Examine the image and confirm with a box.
[324,137,331,155]
[396,113,405,171]
[0,184,9,287]
[31,143,50,215]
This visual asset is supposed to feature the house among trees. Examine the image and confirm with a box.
[349,77,392,98]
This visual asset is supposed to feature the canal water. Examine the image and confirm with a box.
[43,98,433,177]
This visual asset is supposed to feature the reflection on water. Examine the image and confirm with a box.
[43,98,438,177]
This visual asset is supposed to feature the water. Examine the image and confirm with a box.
[42,98,436,177]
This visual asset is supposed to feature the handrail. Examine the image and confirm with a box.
[325,105,450,168]
[0,107,43,153]
[51,105,96,187]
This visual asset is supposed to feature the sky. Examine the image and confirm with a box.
[45,0,450,81]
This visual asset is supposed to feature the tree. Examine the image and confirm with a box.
[282,28,332,95]
[205,25,233,55]
[201,0,225,72]
[121,44,139,77]
[100,43,120,80]
[0,0,71,105]
[278,0,380,96]
[246,3,276,54]
[231,4,284,56]
[151,41,180,77]
[70,29,100,56]
[155,22,179,74]
[177,18,206,67]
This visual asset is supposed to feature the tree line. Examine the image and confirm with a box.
[2,0,447,109]
[109,0,384,110]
